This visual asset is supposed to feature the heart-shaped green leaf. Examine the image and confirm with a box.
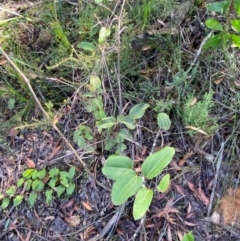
[133,187,153,220]
[112,172,142,205]
[117,115,136,129]
[142,147,175,179]
[205,19,223,31]
[129,103,150,119]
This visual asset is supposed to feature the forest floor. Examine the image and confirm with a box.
[1,0,240,240]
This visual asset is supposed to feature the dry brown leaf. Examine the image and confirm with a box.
[170,160,181,170]
[190,97,197,106]
[82,201,93,211]
[7,128,19,137]
[234,80,240,88]
[198,185,209,206]
[178,151,194,167]
[172,183,185,196]
[214,78,223,85]
[66,215,80,227]
[211,211,220,224]
[185,126,209,136]
[25,157,36,168]
[184,221,197,226]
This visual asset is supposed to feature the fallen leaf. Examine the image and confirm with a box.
[167,225,172,241]
[179,151,194,167]
[7,128,19,137]
[214,78,223,85]
[172,183,185,196]
[184,221,197,226]
[190,97,197,106]
[198,185,209,206]
[82,201,93,211]
[211,211,220,224]
[234,80,240,88]
[185,126,209,136]
[24,230,32,241]
[170,160,181,170]
[25,157,36,168]
[66,215,80,227]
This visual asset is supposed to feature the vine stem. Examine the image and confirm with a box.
[0,47,111,192]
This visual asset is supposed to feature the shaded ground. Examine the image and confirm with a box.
[1,0,240,240]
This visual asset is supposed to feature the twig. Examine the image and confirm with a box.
[186,30,213,74]
[0,47,110,192]
[207,142,224,217]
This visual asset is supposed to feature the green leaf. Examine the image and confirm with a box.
[68,167,76,179]
[231,19,240,32]
[129,103,150,119]
[26,179,32,190]
[207,1,228,13]
[203,33,223,50]
[77,41,96,51]
[60,177,69,188]
[45,189,53,204]
[98,27,111,44]
[49,168,60,177]
[133,188,153,220]
[31,170,38,179]
[66,182,75,195]
[157,174,170,192]
[28,192,37,207]
[205,19,223,31]
[96,117,117,132]
[183,231,195,241]
[87,76,102,92]
[48,176,58,189]
[6,186,16,197]
[117,115,136,129]
[1,198,10,209]
[142,147,175,179]
[112,172,142,205]
[23,169,34,179]
[116,128,132,140]
[230,34,240,47]
[13,195,24,207]
[157,113,171,130]
[31,179,44,191]
[56,185,65,198]
[17,178,25,187]
[234,0,240,15]
[8,98,15,109]
[103,156,134,180]
[37,169,46,179]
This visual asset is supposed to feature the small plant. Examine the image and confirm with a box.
[102,113,174,220]
[0,167,76,209]
[204,0,240,49]
[183,231,195,241]
[182,91,218,135]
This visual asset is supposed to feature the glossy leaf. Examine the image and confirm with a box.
[98,27,111,44]
[142,147,175,179]
[205,19,223,31]
[157,174,170,192]
[129,103,150,119]
[48,176,58,189]
[133,188,153,220]
[103,156,134,180]
[112,172,142,205]
[230,34,240,47]
[1,198,10,209]
[117,115,136,129]
[13,195,24,207]
[28,192,37,207]
[60,177,69,188]
[23,169,34,179]
[77,41,95,51]
[157,113,171,130]
[96,117,117,132]
[31,170,38,179]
